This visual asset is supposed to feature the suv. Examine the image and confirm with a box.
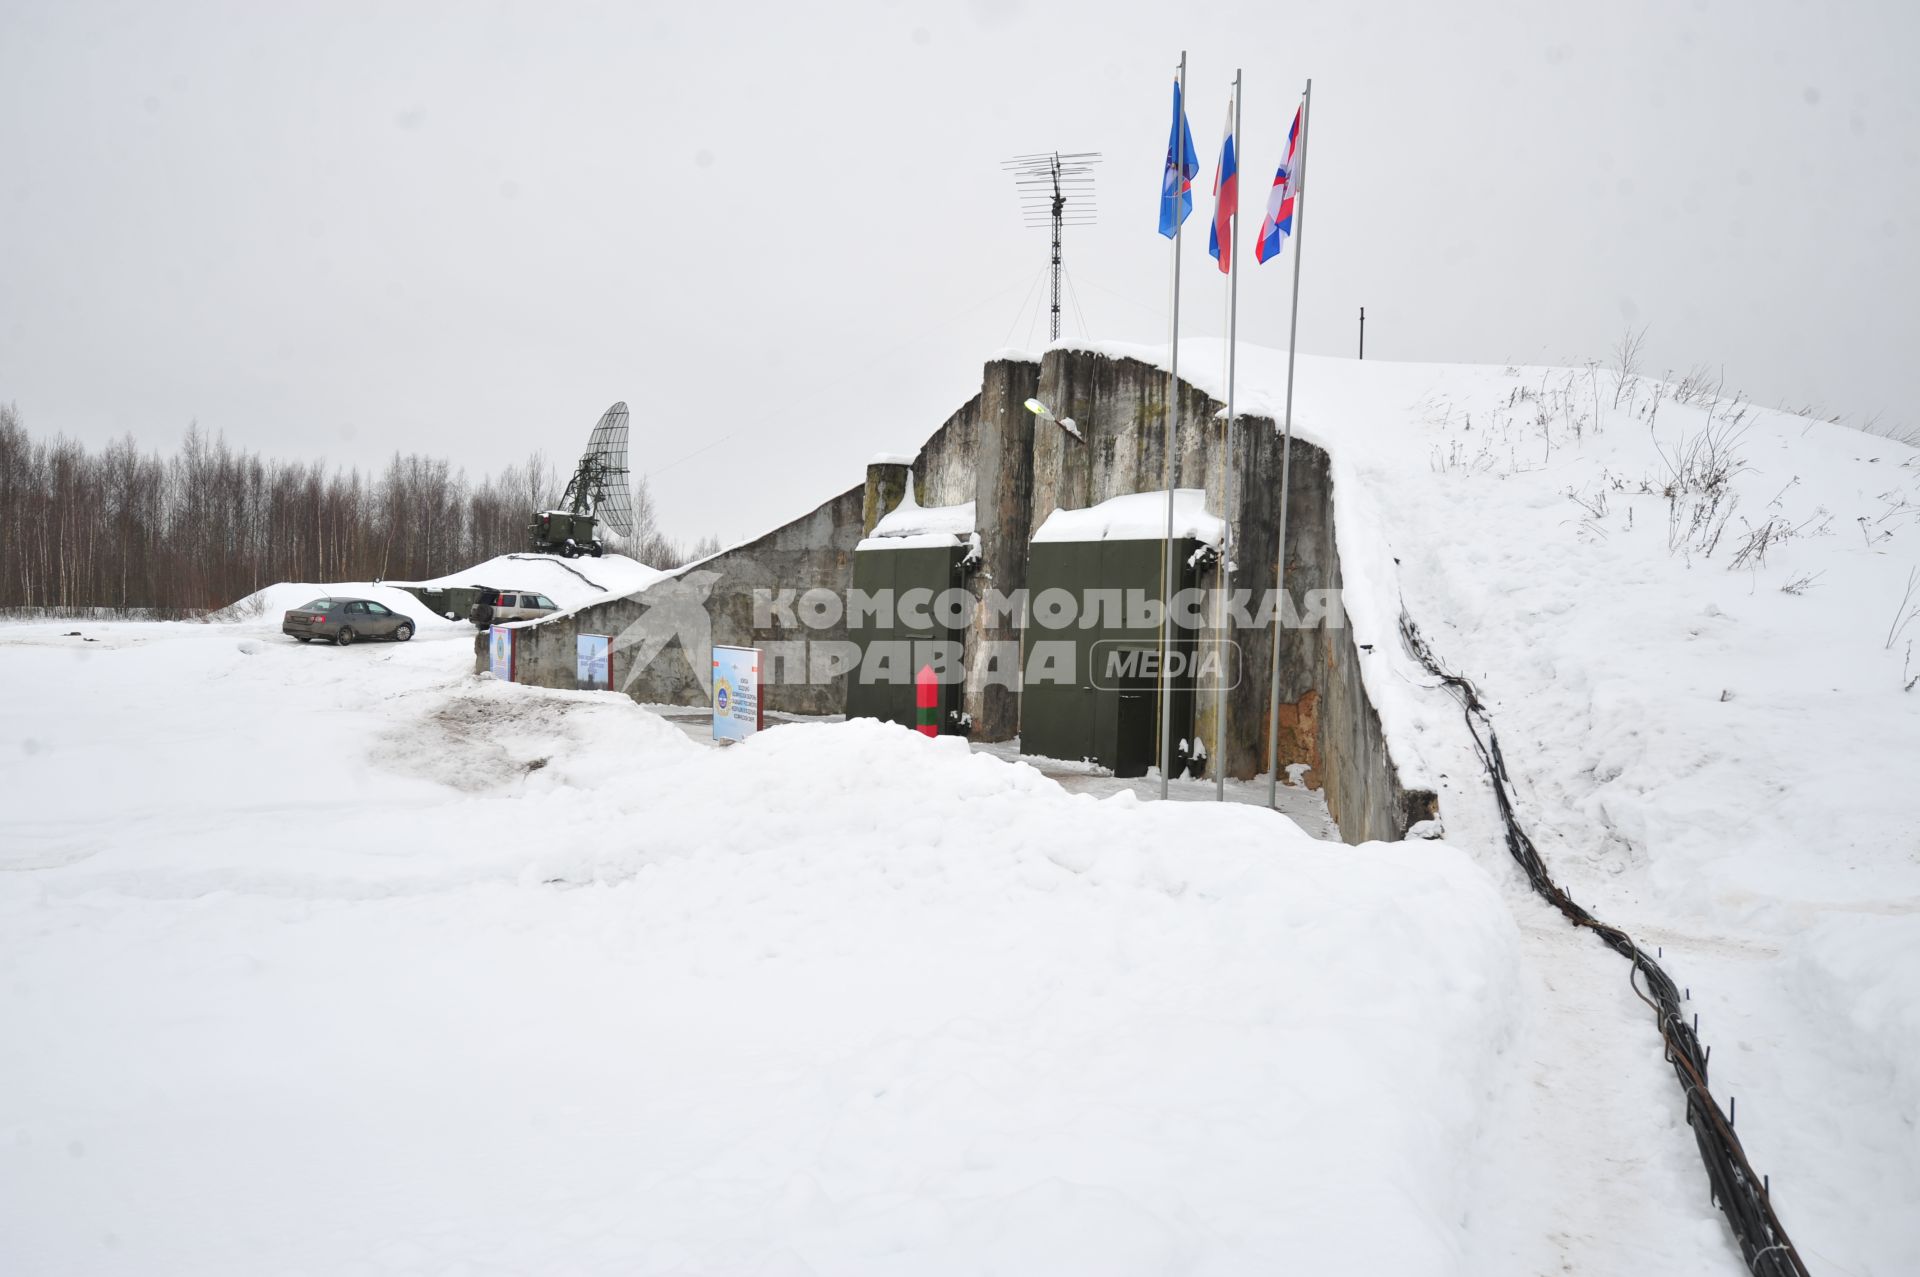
[470,589,558,628]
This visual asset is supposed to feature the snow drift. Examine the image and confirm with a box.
[0,620,1520,1274]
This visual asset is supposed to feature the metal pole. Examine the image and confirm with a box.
[1159,50,1187,802]
[1050,154,1064,342]
[1358,306,1365,359]
[1266,78,1311,810]
[1215,68,1241,802]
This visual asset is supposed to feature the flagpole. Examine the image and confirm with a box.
[1159,49,1188,802]
[1215,68,1241,803]
[1266,77,1311,810]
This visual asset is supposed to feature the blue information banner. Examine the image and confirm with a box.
[576,633,611,690]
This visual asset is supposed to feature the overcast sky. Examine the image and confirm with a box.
[3,0,1916,544]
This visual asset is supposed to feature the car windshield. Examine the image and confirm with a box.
[296,600,331,612]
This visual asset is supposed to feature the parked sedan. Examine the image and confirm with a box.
[282,597,415,646]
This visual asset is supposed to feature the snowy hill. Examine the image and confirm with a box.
[1070,338,1920,1274]
[217,579,465,628]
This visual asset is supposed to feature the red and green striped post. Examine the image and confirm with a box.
[915,663,939,737]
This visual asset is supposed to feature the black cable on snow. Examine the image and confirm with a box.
[504,553,609,591]
[1398,612,1809,1277]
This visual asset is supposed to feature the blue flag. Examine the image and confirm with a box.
[1158,79,1198,238]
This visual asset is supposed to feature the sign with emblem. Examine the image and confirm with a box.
[488,625,515,682]
[711,645,764,743]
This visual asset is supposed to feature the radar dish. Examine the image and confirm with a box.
[581,402,633,535]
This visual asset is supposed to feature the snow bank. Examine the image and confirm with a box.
[394,551,665,608]
[218,580,461,627]
[1031,488,1225,545]
[215,553,667,626]
[0,621,1520,1274]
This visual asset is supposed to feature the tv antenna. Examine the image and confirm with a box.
[1001,150,1101,341]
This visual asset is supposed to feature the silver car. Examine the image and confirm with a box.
[282,597,416,646]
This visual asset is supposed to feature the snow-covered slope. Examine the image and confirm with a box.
[214,553,666,626]
[216,579,465,628]
[392,551,665,612]
[1,620,1517,1274]
[1074,338,1920,1275]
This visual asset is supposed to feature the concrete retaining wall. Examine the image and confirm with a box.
[490,485,865,716]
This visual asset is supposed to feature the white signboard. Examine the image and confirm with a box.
[711,645,764,743]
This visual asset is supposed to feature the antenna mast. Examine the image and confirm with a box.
[1002,150,1101,341]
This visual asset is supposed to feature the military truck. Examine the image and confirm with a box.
[527,509,606,558]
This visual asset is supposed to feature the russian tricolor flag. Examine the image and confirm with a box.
[1209,103,1238,274]
[1254,104,1302,265]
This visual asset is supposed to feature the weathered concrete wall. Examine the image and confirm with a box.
[913,391,982,509]
[495,485,866,716]
[964,360,1039,742]
[862,460,913,536]
[1264,439,1439,844]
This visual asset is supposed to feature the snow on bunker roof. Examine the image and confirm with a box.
[1031,489,1224,546]
[870,497,976,540]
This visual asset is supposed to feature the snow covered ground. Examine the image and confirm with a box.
[3,342,1913,1274]
[640,705,1342,840]
[4,616,1521,1275]
[1067,338,1920,1275]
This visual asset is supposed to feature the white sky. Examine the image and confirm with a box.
[3,0,1916,543]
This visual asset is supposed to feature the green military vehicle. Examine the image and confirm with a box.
[528,508,605,558]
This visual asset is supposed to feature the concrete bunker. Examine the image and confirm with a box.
[487,347,1435,845]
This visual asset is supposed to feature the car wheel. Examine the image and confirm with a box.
[336,627,355,647]
[590,543,604,557]
[472,608,494,629]
[394,623,413,642]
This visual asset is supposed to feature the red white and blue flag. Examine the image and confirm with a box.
[1158,79,1198,239]
[1208,102,1239,274]
[1254,104,1302,265]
